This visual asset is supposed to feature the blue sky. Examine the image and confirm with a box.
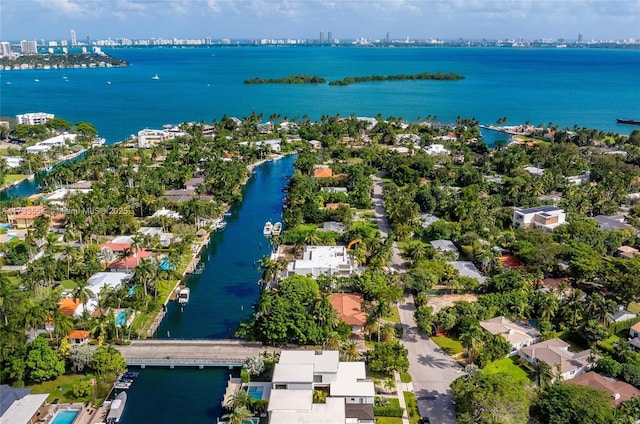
[1,0,639,42]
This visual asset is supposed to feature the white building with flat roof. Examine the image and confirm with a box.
[512,205,566,231]
[286,246,356,278]
[16,112,54,125]
[137,127,185,148]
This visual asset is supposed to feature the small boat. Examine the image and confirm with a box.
[263,221,273,236]
[216,220,227,231]
[114,381,131,389]
[177,287,190,305]
[152,74,160,80]
[106,392,127,423]
[271,222,282,236]
[617,118,640,126]
[34,79,39,82]
[122,371,139,379]
[107,81,112,85]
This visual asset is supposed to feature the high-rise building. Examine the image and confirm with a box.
[20,40,38,55]
[578,33,583,43]
[319,31,324,44]
[327,32,333,44]
[70,29,77,46]
[0,42,12,57]
[386,32,390,44]
[205,37,212,45]
[86,35,91,46]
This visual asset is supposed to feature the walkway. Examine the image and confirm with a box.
[114,339,279,367]
[371,174,461,424]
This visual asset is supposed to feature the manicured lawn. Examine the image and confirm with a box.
[59,279,77,290]
[376,418,403,424]
[0,174,27,189]
[28,374,92,403]
[404,391,420,424]
[628,302,640,314]
[431,335,463,355]
[482,357,530,384]
[400,371,412,383]
[385,306,401,324]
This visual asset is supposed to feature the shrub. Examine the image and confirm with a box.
[240,369,250,383]
[373,405,404,417]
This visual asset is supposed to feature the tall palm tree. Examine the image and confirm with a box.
[221,405,253,424]
[539,293,560,323]
[226,388,249,410]
[533,360,554,388]
[116,247,134,272]
[459,324,485,363]
[73,279,95,313]
[340,339,361,362]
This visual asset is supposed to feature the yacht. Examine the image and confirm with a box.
[106,392,127,423]
[271,222,282,236]
[216,220,227,231]
[177,287,190,305]
[152,74,160,80]
[263,221,273,236]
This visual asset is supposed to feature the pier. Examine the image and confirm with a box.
[114,339,279,367]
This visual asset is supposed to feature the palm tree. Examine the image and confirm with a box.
[0,273,20,325]
[340,339,360,362]
[52,309,74,342]
[323,331,342,350]
[221,405,253,424]
[73,279,95,313]
[539,293,560,322]
[459,324,484,363]
[116,247,134,272]
[226,388,249,410]
[533,360,554,388]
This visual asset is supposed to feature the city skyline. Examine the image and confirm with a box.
[1,0,639,42]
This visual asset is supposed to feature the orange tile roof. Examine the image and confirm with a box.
[499,254,526,270]
[59,298,81,316]
[109,250,153,269]
[313,167,333,178]
[99,242,132,252]
[631,322,640,333]
[6,206,46,220]
[569,372,640,407]
[68,330,91,339]
[329,293,366,326]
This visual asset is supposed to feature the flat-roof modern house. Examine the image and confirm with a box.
[266,350,375,424]
[512,205,566,232]
[0,385,49,424]
[480,316,541,355]
[518,338,592,381]
[286,246,357,278]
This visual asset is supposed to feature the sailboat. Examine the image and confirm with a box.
[152,74,160,80]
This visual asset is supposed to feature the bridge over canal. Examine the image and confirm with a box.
[114,339,280,368]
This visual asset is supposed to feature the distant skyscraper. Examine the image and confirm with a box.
[20,40,38,54]
[71,29,77,46]
[0,41,12,57]
[386,32,390,44]
[86,35,91,46]
[319,31,324,44]
[205,37,212,45]
[327,32,333,44]
[578,33,583,43]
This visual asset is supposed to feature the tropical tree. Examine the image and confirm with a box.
[222,405,253,424]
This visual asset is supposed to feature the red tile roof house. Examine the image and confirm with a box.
[108,249,153,272]
[569,371,640,407]
[329,293,366,332]
[68,330,91,345]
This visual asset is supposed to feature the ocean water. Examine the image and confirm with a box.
[1,46,639,144]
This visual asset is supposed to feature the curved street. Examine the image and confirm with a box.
[372,175,462,424]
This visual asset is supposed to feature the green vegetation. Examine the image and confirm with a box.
[403,392,420,424]
[244,74,326,84]
[431,335,464,355]
[0,53,128,69]
[481,357,529,384]
[329,72,465,86]
[400,371,412,383]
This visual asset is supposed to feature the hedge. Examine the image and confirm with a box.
[374,406,404,417]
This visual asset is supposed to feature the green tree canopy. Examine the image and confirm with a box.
[536,383,613,424]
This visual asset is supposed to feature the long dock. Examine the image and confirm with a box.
[114,339,279,368]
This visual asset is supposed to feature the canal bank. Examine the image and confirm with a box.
[118,154,295,424]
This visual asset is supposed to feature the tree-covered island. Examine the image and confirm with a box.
[243,74,326,84]
[328,71,465,85]
[0,52,128,70]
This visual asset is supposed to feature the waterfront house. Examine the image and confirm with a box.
[479,316,541,355]
[67,330,91,345]
[267,350,375,424]
[0,385,49,424]
[569,372,640,407]
[152,208,183,220]
[328,293,366,332]
[286,245,357,278]
[137,226,174,247]
[16,112,54,125]
[137,127,185,148]
[3,156,23,169]
[512,205,566,231]
[5,206,46,229]
[25,144,52,154]
[518,338,591,381]
[108,249,153,272]
[87,272,133,296]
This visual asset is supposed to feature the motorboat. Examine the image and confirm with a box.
[177,287,190,305]
[152,74,159,80]
[106,391,127,423]
[216,220,227,231]
[617,118,640,126]
[263,221,273,236]
[271,222,282,236]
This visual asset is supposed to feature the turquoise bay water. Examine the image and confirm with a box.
[2,47,639,144]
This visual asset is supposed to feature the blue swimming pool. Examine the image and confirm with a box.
[0,223,11,229]
[247,386,264,400]
[51,409,80,424]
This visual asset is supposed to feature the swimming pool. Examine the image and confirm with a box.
[51,409,80,424]
[247,385,264,400]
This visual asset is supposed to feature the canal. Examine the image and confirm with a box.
[120,155,296,423]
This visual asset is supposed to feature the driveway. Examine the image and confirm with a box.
[371,174,461,424]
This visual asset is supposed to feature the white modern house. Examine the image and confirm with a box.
[267,350,375,424]
[518,338,592,381]
[286,246,357,278]
[512,205,566,231]
[480,316,541,355]
[16,112,54,125]
[424,144,450,156]
[137,127,185,148]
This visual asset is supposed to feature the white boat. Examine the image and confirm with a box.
[106,392,127,423]
[152,74,159,80]
[263,221,273,236]
[216,220,227,231]
[177,287,190,305]
[271,222,282,236]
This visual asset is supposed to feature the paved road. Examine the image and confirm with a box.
[372,175,461,424]
[115,339,278,367]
